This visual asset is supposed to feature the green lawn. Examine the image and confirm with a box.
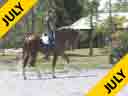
[0,48,111,71]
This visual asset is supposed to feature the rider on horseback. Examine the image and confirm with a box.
[44,8,56,48]
[40,8,56,60]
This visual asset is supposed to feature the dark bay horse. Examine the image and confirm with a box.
[22,30,79,79]
[56,29,80,50]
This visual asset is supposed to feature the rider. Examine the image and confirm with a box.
[45,8,56,48]
[40,8,56,60]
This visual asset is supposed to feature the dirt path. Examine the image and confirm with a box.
[0,69,127,96]
[0,48,126,96]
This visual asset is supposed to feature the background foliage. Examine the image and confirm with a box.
[1,0,128,51]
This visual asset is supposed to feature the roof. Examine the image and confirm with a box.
[58,16,96,30]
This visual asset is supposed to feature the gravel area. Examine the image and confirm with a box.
[0,49,126,96]
[0,69,127,96]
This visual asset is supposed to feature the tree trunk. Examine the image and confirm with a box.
[109,0,114,64]
[25,16,29,32]
[109,0,114,33]
[31,8,35,32]
[89,10,94,56]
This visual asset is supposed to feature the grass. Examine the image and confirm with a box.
[0,48,111,71]
[0,54,17,60]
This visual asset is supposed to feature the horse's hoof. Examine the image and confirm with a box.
[52,75,56,78]
[24,77,27,80]
[38,75,42,80]
[43,57,50,61]
[30,64,35,67]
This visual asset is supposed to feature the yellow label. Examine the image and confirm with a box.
[0,0,38,38]
[86,54,128,96]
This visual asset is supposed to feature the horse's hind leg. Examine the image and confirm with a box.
[29,53,41,79]
[62,53,70,64]
[22,54,29,80]
[52,53,58,78]
[23,64,27,80]
[62,53,70,72]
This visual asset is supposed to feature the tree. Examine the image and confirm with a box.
[63,0,83,23]
[81,0,100,56]
[31,8,35,32]
[89,0,99,56]
[96,16,126,46]
[50,0,83,28]
[112,0,128,12]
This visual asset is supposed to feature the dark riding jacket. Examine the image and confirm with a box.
[44,12,56,47]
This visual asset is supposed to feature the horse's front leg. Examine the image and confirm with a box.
[52,53,58,78]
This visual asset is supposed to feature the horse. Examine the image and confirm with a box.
[22,30,79,80]
[56,29,80,50]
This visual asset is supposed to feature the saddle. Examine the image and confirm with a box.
[40,39,55,49]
